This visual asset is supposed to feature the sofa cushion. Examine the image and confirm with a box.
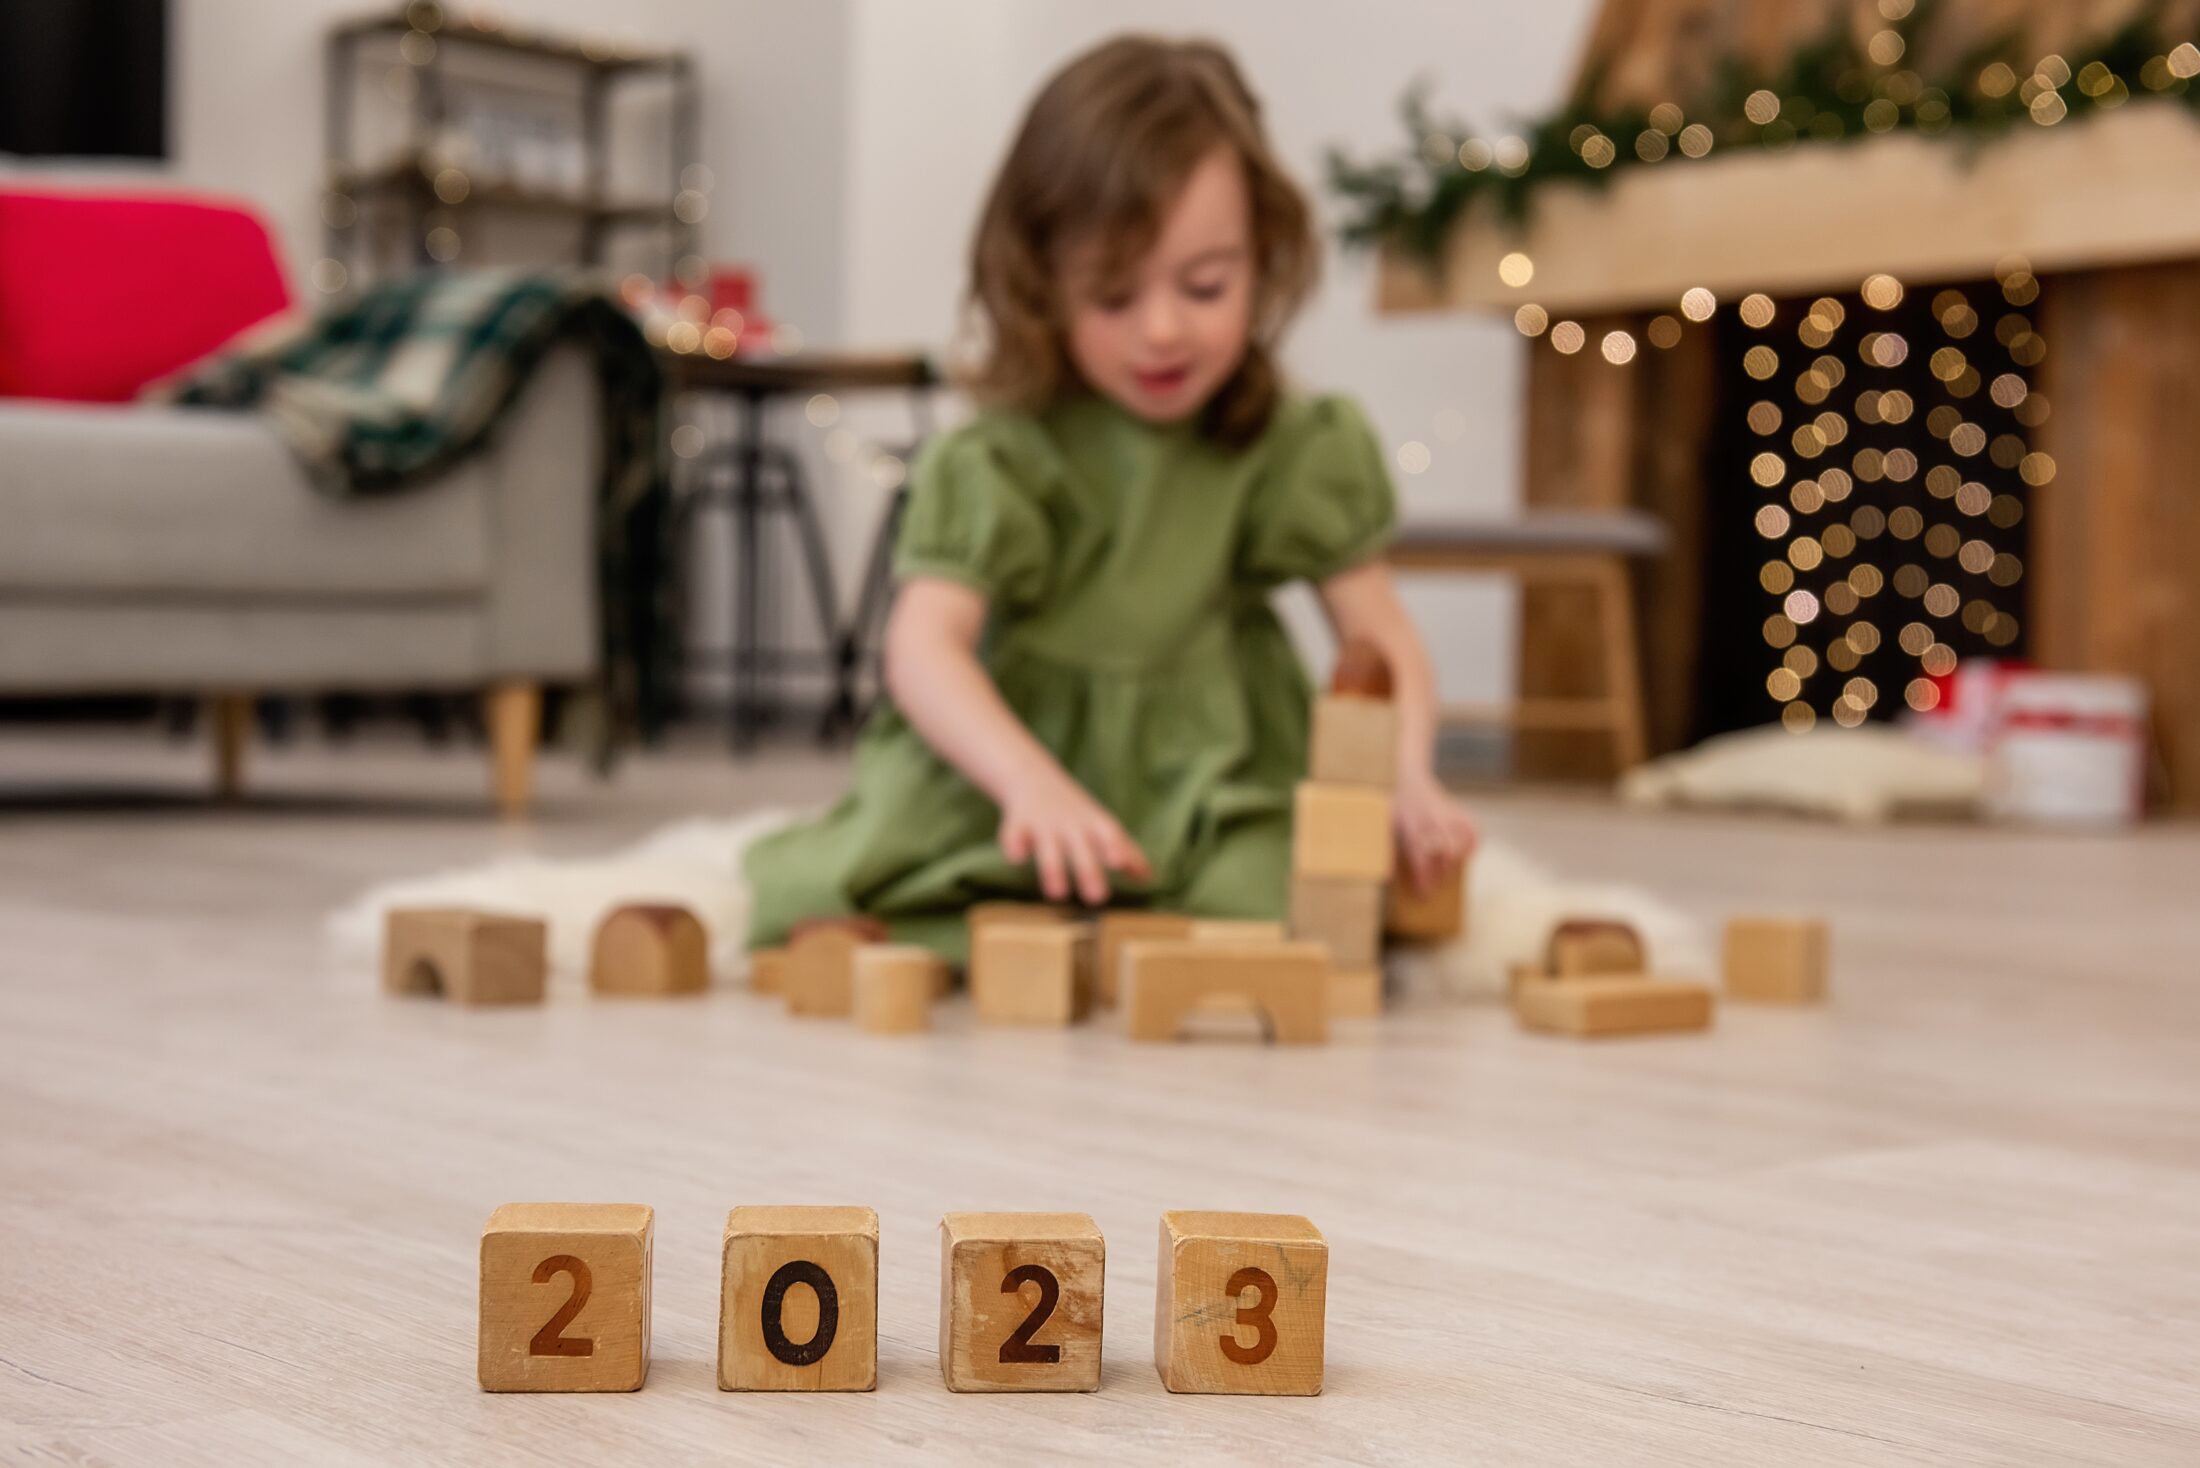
[0,399,490,597]
[0,189,293,402]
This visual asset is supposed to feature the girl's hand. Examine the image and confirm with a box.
[998,766,1152,906]
[1393,770,1477,895]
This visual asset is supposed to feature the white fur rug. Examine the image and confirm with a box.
[326,810,1711,1000]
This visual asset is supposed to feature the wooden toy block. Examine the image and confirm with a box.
[853,944,944,1034]
[1546,918,1646,978]
[1723,916,1829,1002]
[589,903,708,996]
[718,1206,879,1392]
[967,900,1075,945]
[1310,693,1398,788]
[1513,976,1714,1036]
[1187,918,1288,945]
[1328,636,1393,699]
[1153,1211,1327,1395]
[1095,910,1194,1007]
[1328,966,1383,1018]
[971,923,1094,1026]
[748,946,787,996]
[384,908,545,1005]
[1384,859,1467,943]
[1289,875,1383,970]
[1122,940,1330,1044]
[785,916,886,1017]
[479,1203,653,1392]
[1291,783,1393,882]
[938,1212,1105,1393]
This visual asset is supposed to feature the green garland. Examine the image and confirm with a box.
[1328,0,2200,267]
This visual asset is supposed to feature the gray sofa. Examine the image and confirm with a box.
[0,346,602,813]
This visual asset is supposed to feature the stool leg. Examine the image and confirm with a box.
[210,692,251,802]
[486,680,540,818]
[1595,558,1649,771]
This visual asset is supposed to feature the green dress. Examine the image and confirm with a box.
[743,391,1396,961]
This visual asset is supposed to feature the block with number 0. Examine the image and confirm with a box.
[718,1206,879,1391]
[478,1203,653,1392]
[938,1212,1105,1392]
[1153,1211,1327,1395]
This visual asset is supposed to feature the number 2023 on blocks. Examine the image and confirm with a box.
[479,1203,1327,1395]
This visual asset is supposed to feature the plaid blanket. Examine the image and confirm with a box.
[169,269,670,764]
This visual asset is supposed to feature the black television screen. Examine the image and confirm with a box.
[0,0,169,159]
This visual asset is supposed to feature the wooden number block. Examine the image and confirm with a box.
[748,946,787,996]
[479,1203,652,1392]
[718,1206,879,1392]
[1122,940,1330,1044]
[1513,976,1713,1036]
[1547,918,1645,977]
[1187,918,1287,945]
[1291,783,1393,882]
[938,1212,1105,1393]
[1154,1211,1326,1395]
[1384,860,1467,944]
[385,908,545,1005]
[854,944,943,1033]
[1310,694,1398,789]
[1328,967,1383,1019]
[785,916,886,1017]
[1723,916,1828,1002]
[971,923,1094,1026]
[589,903,708,996]
[1095,910,1194,1007]
[1290,875,1383,970]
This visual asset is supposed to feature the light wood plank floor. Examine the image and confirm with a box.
[2,731,2197,1465]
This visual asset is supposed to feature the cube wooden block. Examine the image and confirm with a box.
[1328,636,1393,699]
[1723,916,1828,1002]
[854,944,944,1034]
[589,903,708,996]
[967,900,1075,945]
[1513,976,1714,1036]
[1095,910,1194,1008]
[1122,940,1330,1044]
[718,1206,879,1392]
[1383,860,1466,943]
[1154,1211,1327,1395]
[479,1203,653,1392]
[1546,918,1645,978]
[748,946,787,996]
[1310,693,1398,789]
[785,917,886,1017]
[938,1212,1105,1393]
[1187,918,1288,945]
[1291,783,1393,882]
[1290,875,1383,970]
[385,908,545,1005]
[971,923,1094,1026]
[1328,966,1383,1018]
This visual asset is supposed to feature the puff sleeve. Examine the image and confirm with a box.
[1235,395,1397,588]
[891,420,1055,611]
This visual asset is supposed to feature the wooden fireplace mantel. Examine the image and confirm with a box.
[1378,105,2200,315]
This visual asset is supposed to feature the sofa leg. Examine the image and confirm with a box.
[486,680,540,818]
[211,693,251,802]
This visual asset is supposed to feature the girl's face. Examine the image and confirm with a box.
[1058,144,1254,425]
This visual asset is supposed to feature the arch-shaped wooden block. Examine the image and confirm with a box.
[384,908,546,1005]
[1122,941,1330,1044]
[590,903,709,996]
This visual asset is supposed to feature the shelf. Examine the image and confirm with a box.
[330,10,685,75]
[329,158,675,226]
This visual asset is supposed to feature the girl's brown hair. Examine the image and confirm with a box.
[960,35,1318,445]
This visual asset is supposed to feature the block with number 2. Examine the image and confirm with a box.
[938,1212,1105,1392]
[1153,1210,1327,1395]
[478,1203,654,1392]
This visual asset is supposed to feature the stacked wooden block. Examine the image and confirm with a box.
[1287,641,1396,1018]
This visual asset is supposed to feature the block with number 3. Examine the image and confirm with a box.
[938,1212,1105,1392]
[478,1203,653,1392]
[1153,1210,1326,1395]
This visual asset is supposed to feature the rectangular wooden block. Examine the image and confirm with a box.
[1095,910,1194,1008]
[1384,860,1467,943]
[938,1212,1105,1393]
[385,908,545,1005]
[1122,940,1330,1044]
[1154,1211,1326,1395]
[1512,976,1714,1036]
[1187,918,1288,945]
[971,923,1094,1026]
[479,1203,652,1392]
[1547,918,1646,977]
[1290,875,1383,970]
[1328,967,1383,1019]
[589,903,709,996]
[1291,783,1393,882]
[718,1206,879,1392]
[1310,693,1398,789]
[967,901,1075,946]
[853,944,943,1034]
[1723,916,1829,1002]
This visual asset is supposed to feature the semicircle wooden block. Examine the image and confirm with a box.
[1545,917,1645,978]
[589,903,710,996]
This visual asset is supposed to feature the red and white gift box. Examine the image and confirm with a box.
[1984,672,2150,827]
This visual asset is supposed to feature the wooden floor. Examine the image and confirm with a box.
[2,731,2198,1465]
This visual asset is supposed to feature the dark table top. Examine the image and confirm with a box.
[660,348,937,396]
